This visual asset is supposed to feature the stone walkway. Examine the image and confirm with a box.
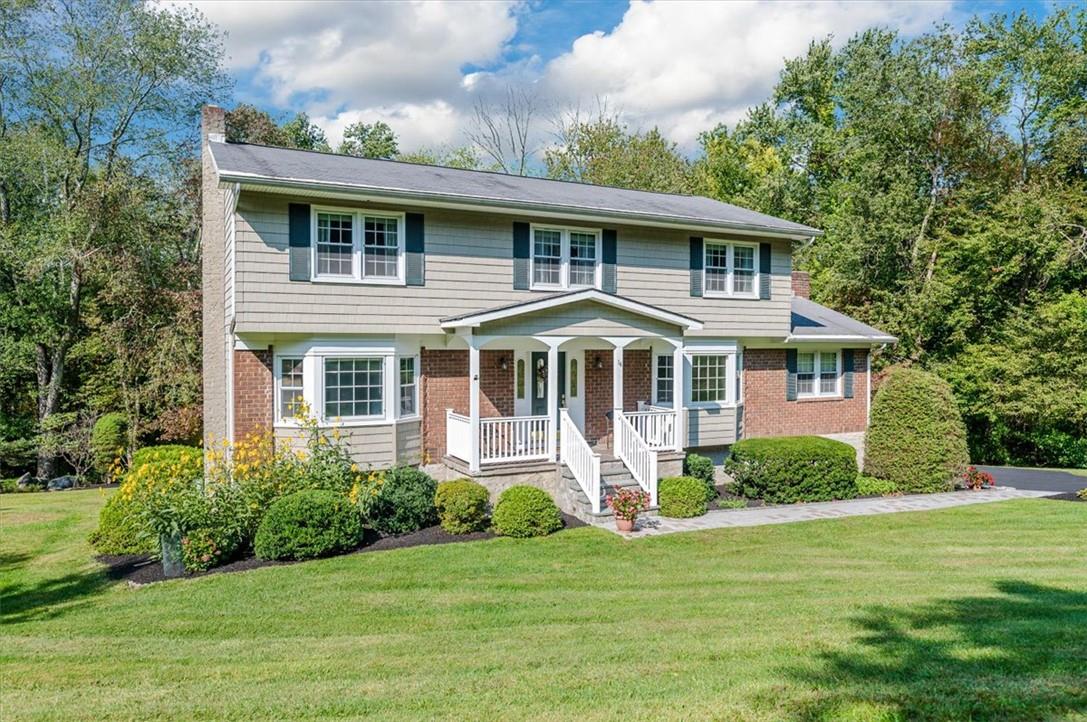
[620,487,1055,537]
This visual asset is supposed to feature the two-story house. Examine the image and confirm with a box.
[200,105,894,519]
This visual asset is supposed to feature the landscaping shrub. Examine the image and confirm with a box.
[658,476,708,518]
[434,479,490,534]
[726,436,858,503]
[87,492,156,554]
[361,465,437,534]
[90,412,127,477]
[856,475,899,497]
[491,485,563,538]
[131,444,203,468]
[254,490,362,561]
[718,498,747,510]
[865,368,969,493]
[683,452,717,502]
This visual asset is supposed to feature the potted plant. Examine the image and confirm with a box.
[963,466,995,490]
[606,487,651,532]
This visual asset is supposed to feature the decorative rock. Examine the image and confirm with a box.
[46,475,76,491]
[16,472,35,489]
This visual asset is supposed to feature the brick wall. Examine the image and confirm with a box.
[623,349,652,410]
[584,350,613,443]
[791,271,811,299]
[420,349,514,461]
[233,348,273,441]
[742,348,868,437]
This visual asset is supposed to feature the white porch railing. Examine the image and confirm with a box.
[615,411,658,506]
[625,408,677,449]
[480,414,552,464]
[446,410,472,462]
[560,409,601,514]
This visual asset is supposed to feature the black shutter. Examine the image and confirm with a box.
[785,348,798,401]
[513,221,530,290]
[288,203,311,281]
[759,242,772,300]
[405,212,425,286]
[689,237,704,297]
[602,229,617,293]
[843,349,854,399]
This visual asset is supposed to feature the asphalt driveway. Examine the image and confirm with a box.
[977,466,1087,494]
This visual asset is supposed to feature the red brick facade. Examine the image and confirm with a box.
[623,349,652,411]
[742,348,868,438]
[420,349,514,461]
[233,348,274,441]
[791,271,811,299]
[584,350,613,443]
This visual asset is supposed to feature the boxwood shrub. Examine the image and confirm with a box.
[726,436,857,503]
[658,476,708,518]
[90,412,127,477]
[434,479,490,534]
[87,491,156,554]
[683,453,717,502]
[254,490,362,561]
[864,367,969,493]
[856,475,899,497]
[363,465,438,534]
[492,485,562,538]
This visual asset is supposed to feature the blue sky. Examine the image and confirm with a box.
[176,0,1058,153]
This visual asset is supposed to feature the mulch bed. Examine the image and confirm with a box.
[98,511,586,586]
[1045,491,1086,503]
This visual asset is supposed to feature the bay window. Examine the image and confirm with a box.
[691,354,728,404]
[531,225,601,290]
[704,240,759,298]
[278,358,305,420]
[655,355,674,405]
[324,357,384,419]
[399,357,417,416]
[312,207,404,284]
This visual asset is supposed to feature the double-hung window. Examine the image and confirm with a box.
[324,357,384,420]
[704,240,759,298]
[399,357,417,416]
[278,358,305,420]
[691,354,729,404]
[531,225,601,290]
[655,355,674,405]
[313,208,404,284]
[797,351,840,398]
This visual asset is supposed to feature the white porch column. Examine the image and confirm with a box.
[468,336,481,473]
[672,341,685,453]
[603,337,636,450]
[531,336,571,462]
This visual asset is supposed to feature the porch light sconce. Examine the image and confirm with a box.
[499,357,508,371]
[594,355,603,370]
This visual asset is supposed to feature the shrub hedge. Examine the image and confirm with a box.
[658,476,708,518]
[864,368,969,493]
[90,412,127,477]
[87,492,156,554]
[434,479,490,534]
[856,475,899,497]
[726,436,858,503]
[254,490,362,561]
[491,485,563,538]
[362,465,438,534]
[683,453,717,502]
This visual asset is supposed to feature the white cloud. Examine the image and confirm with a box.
[312,101,464,152]
[542,0,952,146]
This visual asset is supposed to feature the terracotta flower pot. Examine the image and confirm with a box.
[616,517,635,532]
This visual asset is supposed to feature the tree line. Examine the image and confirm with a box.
[1,0,1084,481]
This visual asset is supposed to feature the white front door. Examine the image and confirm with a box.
[565,350,585,432]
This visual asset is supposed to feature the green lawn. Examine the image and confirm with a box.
[2,490,1085,721]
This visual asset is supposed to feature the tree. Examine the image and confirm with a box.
[225,103,290,146]
[466,86,540,175]
[281,112,330,152]
[338,121,399,159]
[0,0,227,478]
[397,145,482,170]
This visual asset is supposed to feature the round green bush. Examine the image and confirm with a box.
[491,485,563,538]
[434,479,490,534]
[856,475,899,497]
[364,465,438,534]
[658,476,708,518]
[131,444,203,468]
[725,436,858,503]
[88,491,156,555]
[864,368,969,493]
[683,453,717,502]
[90,412,127,477]
[254,490,362,561]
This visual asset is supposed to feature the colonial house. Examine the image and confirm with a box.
[200,106,895,521]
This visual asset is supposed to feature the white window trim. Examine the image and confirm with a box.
[529,223,602,291]
[398,355,420,420]
[652,353,675,407]
[320,355,387,423]
[797,349,842,399]
[703,238,759,299]
[274,356,306,425]
[311,205,406,286]
[685,351,738,409]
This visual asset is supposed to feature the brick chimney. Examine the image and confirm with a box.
[201,105,228,446]
[791,271,811,299]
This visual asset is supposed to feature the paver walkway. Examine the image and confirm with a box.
[621,487,1055,537]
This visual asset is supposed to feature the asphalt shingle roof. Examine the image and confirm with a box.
[210,141,821,237]
[791,297,896,342]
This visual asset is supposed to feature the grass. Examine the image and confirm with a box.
[2,489,1086,721]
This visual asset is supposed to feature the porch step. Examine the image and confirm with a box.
[560,462,657,526]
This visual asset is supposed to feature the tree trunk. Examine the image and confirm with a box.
[34,261,82,480]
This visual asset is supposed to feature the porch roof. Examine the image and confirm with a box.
[439,289,704,332]
[788,297,897,344]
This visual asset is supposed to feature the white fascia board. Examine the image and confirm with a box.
[218,174,819,242]
[440,289,704,331]
[785,334,898,344]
